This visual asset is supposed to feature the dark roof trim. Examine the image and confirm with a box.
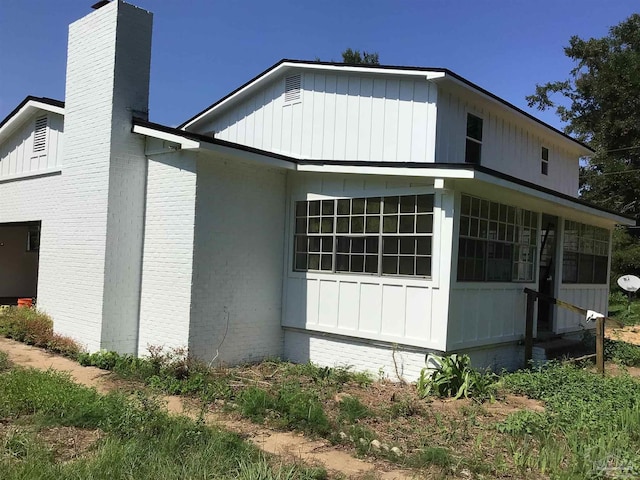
[0,96,65,130]
[177,59,592,153]
[134,118,626,221]
[133,117,299,165]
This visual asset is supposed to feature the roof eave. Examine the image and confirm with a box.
[0,97,65,144]
[178,60,446,131]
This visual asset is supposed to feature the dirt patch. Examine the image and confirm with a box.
[0,419,103,463]
[606,325,640,345]
[0,337,115,394]
[37,426,103,462]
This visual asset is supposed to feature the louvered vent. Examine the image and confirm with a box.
[33,116,48,153]
[284,74,301,103]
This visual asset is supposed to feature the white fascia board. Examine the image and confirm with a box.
[297,163,474,179]
[0,101,65,144]
[472,170,632,225]
[132,124,200,149]
[182,62,445,130]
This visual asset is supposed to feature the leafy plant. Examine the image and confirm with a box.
[337,395,371,424]
[417,354,497,400]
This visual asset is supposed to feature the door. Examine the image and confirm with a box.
[537,214,557,335]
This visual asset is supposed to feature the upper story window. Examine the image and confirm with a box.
[562,221,609,284]
[458,194,538,282]
[465,114,483,164]
[33,116,48,153]
[541,147,549,175]
[294,194,434,277]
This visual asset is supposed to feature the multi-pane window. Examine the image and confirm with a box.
[465,114,483,164]
[458,194,538,282]
[562,221,609,284]
[294,194,434,277]
[541,147,549,175]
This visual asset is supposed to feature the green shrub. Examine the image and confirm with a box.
[604,338,640,366]
[0,307,82,357]
[0,307,52,346]
[417,354,497,400]
[337,395,371,424]
[497,410,549,435]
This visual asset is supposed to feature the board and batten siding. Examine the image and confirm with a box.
[0,113,64,179]
[556,285,609,333]
[447,284,532,350]
[435,86,580,197]
[281,172,453,351]
[197,71,438,163]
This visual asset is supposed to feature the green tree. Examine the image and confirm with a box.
[341,48,380,65]
[527,14,640,218]
[527,15,640,283]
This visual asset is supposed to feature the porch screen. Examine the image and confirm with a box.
[562,221,609,284]
[457,194,538,282]
[293,194,434,277]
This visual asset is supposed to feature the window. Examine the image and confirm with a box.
[562,221,609,284]
[26,225,40,252]
[458,194,538,282]
[465,113,483,164]
[541,147,549,175]
[294,194,434,277]
[33,116,47,153]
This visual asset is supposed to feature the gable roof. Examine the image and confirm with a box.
[178,59,593,156]
[0,96,65,145]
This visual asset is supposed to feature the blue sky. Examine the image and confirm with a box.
[0,1,637,130]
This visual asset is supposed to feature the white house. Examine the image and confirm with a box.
[0,1,631,380]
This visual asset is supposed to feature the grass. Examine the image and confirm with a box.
[608,291,640,326]
[4,305,640,478]
[0,363,326,479]
[501,362,640,477]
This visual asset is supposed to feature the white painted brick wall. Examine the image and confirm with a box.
[100,2,153,352]
[137,152,197,353]
[189,158,287,364]
[284,329,431,382]
[284,329,524,382]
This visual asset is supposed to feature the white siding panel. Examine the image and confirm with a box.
[381,284,405,337]
[557,285,608,333]
[405,286,432,340]
[448,285,530,349]
[306,277,320,325]
[359,282,381,333]
[199,71,437,163]
[435,85,580,197]
[0,112,64,180]
[282,171,451,351]
[337,281,359,331]
[318,279,339,328]
[370,79,386,161]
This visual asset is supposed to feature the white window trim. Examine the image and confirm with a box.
[287,187,440,286]
[465,111,483,164]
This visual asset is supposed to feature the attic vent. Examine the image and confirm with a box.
[284,74,301,103]
[33,116,48,153]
